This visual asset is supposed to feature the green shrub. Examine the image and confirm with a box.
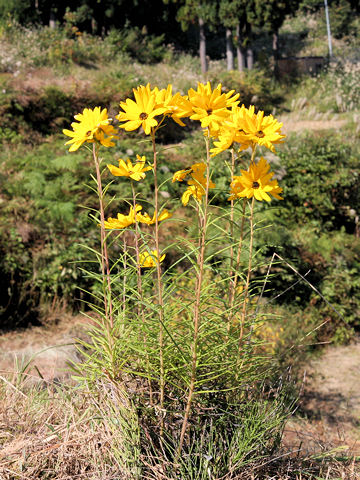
[209,67,284,113]
[104,26,167,64]
[255,133,360,342]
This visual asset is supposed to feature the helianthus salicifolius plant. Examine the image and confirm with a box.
[187,82,240,134]
[62,80,290,467]
[107,155,152,181]
[229,157,283,202]
[63,107,118,151]
[117,84,168,135]
[172,162,215,206]
[139,250,166,268]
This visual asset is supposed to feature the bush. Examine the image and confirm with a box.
[255,133,360,343]
[209,67,284,113]
[104,26,167,64]
[0,140,99,328]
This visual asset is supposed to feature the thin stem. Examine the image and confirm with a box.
[234,145,257,341]
[122,237,127,316]
[93,143,113,329]
[227,149,236,333]
[178,129,211,455]
[240,196,255,342]
[131,180,143,307]
[131,180,153,406]
[151,129,165,433]
[228,198,246,332]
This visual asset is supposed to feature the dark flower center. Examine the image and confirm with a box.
[139,112,148,120]
[256,130,265,138]
[86,130,92,136]
[206,109,213,115]
[252,181,260,189]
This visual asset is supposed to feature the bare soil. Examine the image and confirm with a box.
[283,340,360,457]
[0,314,84,384]
[281,118,347,135]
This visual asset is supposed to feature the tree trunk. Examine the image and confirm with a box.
[226,28,234,71]
[91,18,97,35]
[272,31,279,77]
[49,9,56,29]
[246,47,254,70]
[236,23,246,72]
[199,17,207,74]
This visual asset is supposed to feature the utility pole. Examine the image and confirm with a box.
[324,0,333,57]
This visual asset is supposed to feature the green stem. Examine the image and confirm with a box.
[178,129,211,455]
[151,129,165,434]
[131,180,154,406]
[93,143,114,335]
[240,196,255,343]
[228,198,246,332]
[227,149,236,333]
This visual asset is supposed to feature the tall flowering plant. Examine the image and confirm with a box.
[63,81,287,475]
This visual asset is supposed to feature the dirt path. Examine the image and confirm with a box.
[280,118,347,135]
[283,340,360,456]
[0,314,84,384]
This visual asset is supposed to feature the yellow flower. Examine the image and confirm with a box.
[230,157,283,202]
[172,163,215,188]
[187,162,215,190]
[210,128,236,157]
[241,108,285,152]
[157,86,193,126]
[168,93,193,127]
[116,84,167,135]
[107,155,151,181]
[172,166,194,183]
[139,250,165,268]
[228,175,246,201]
[210,105,254,156]
[137,208,173,225]
[103,204,142,229]
[181,185,205,206]
[188,82,240,133]
[63,107,117,152]
[173,162,215,206]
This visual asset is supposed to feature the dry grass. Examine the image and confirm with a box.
[0,380,116,479]
[1,369,359,480]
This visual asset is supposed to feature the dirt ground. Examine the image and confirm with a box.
[282,340,360,457]
[280,118,347,135]
[0,314,83,384]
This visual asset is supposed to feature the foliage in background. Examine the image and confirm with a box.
[289,61,360,113]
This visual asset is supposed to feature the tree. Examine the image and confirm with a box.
[218,0,239,70]
[253,0,299,65]
[0,0,40,23]
[218,0,258,71]
[173,0,218,73]
[300,0,359,38]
